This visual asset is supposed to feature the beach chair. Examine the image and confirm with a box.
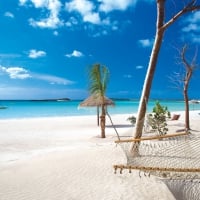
[171,114,180,120]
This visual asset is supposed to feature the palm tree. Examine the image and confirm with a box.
[88,63,109,138]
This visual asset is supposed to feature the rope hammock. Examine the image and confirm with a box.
[114,132,200,178]
[113,132,200,200]
[106,109,200,199]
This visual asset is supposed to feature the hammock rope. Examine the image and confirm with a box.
[106,111,121,140]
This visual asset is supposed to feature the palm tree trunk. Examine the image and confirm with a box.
[100,105,106,138]
[97,106,100,126]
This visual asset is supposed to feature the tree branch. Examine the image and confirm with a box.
[181,45,191,70]
[162,1,200,30]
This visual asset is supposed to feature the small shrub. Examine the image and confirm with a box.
[148,101,170,136]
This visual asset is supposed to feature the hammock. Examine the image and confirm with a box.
[113,132,200,200]
[114,132,200,178]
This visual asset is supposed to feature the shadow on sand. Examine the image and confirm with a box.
[106,124,133,128]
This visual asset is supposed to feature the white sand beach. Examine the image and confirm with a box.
[0,111,200,200]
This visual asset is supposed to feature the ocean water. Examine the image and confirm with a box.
[0,100,199,119]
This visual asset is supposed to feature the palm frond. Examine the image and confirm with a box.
[102,65,109,92]
[88,63,109,97]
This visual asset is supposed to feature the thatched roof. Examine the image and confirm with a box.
[79,95,115,107]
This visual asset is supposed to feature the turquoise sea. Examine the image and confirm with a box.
[0,100,200,119]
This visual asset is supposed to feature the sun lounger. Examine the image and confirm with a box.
[171,114,180,120]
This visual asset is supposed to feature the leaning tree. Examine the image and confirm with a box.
[134,0,200,139]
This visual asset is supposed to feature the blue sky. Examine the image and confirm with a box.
[0,0,200,100]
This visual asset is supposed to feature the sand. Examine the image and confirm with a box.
[0,111,200,200]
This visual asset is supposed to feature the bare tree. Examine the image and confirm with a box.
[169,45,198,131]
[134,0,200,139]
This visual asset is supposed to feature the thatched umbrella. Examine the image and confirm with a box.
[79,95,115,126]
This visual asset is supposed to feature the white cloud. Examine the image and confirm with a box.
[123,74,132,78]
[33,73,74,85]
[21,0,63,29]
[66,0,94,16]
[0,65,74,85]
[182,11,200,33]
[29,0,47,8]
[19,0,46,7]
[19,0,153,36]
[136,65,144,69]
[0,66,31,79]
[29,15,63,29]
[184,11,200,24]
[83,12,101,24]
[191,37,200,43]
[181,11,200,43]
[65,0,124,35]
[99,0,135,12]
[184,33,200,44]
[65,17,79,27]
[53,30,59,36]
[65,50,84,58]
[65,0,101,24]
[4,12,14,18]
[0,86,84,100]
[18,0,140,36]
[19,0,28,5]
[182,23,198,32]
[138,39,153,48]
[28,49,46,58]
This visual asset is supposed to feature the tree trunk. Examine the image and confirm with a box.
[134,0,165,138]
[97,106,100,126]
[100,105,106,138]
[184,88,190,131]
[181,45,194,131]
[183,71,191,131]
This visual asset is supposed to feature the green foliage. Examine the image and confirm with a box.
[148,101,171,136]
[89,63,109,97]
[127,116,136,125]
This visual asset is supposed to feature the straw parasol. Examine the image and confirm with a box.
[79,95,115,126]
